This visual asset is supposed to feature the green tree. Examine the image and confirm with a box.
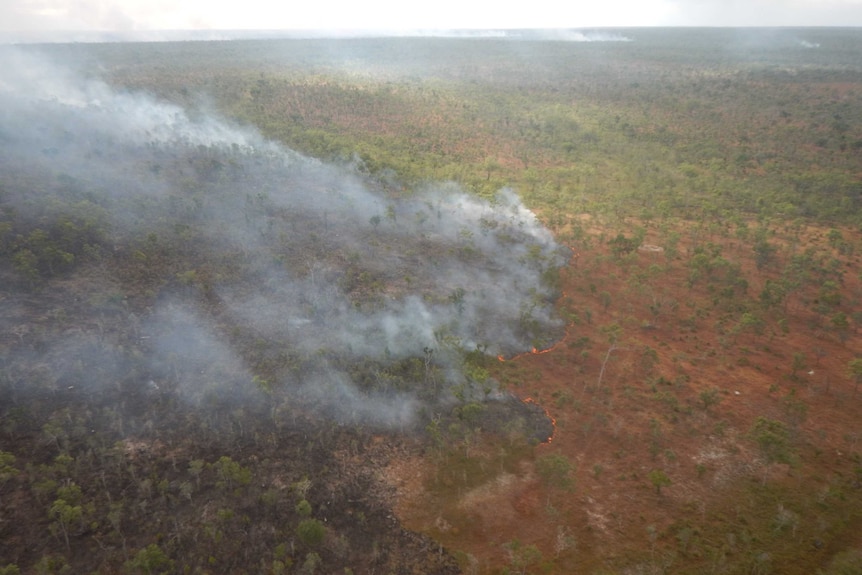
[11,249,40,285]
[188,459,205,487]
[299,552,322,575]
[535,453,575,493]
[212,456,251,490]
[296,518,326,547]
[759,279,786,312]
[609,233,638,258]
[22,228,75,276]
[295,499,312,517]
[33,555,70,575]
[49,498,83,551]
[826,228,844,250]
[125,544,173,575]
[819,280,842,310]
[750,417,793,484]
[483,156,501,181]
[735,312,765,343]
[648,469,672,495]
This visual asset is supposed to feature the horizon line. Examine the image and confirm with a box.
[2,26,860,45]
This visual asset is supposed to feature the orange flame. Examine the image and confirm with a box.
[494,280,573,443]
[532,346,554,355]
[522,397,556,444]
[499,338,565,362]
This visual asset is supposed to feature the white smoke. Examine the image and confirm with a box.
[533,29,634,42]
[0,45,568,428]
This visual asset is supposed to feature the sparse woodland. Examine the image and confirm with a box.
[2,29,862,574]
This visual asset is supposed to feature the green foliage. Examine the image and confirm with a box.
[456,402,486,423]
[188,459,205,486]
[819,280,842,310]
[3,197,109,283]
[299,552,322,575]
[11,248,40,285]
[609,233,639,258]
[296,518,326,547]
[125,544,173,575]
[735,312,765,342]
[252,374,274,394]
[212,456,252,490]
[33,555,70,575]
[760,279,786,311]
[295,499,312,517]
[48,482,88,551]
[750,417,794,483]
[648,469,672,495]
[847,358,862,382]
[0,451,17,483]
[535,453,575,492]
[831,312,850,337]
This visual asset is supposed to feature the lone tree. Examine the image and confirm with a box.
[648,469,672,495]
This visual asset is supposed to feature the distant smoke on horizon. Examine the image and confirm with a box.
[0,27,637,45]
[524,29,633,42]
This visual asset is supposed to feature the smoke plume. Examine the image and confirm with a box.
[0,46,567,430]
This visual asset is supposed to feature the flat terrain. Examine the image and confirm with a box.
[391,218,862,573]
[2,29,862,574]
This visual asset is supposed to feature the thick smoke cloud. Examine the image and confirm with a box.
[0,47,567,429]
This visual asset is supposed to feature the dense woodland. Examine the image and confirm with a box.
[2,28,862,574]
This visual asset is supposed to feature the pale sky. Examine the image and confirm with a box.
[1,0,862,33]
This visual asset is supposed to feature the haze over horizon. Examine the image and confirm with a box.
[2,0,861,42]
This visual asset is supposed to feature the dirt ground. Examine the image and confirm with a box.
[384,218,862,574]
